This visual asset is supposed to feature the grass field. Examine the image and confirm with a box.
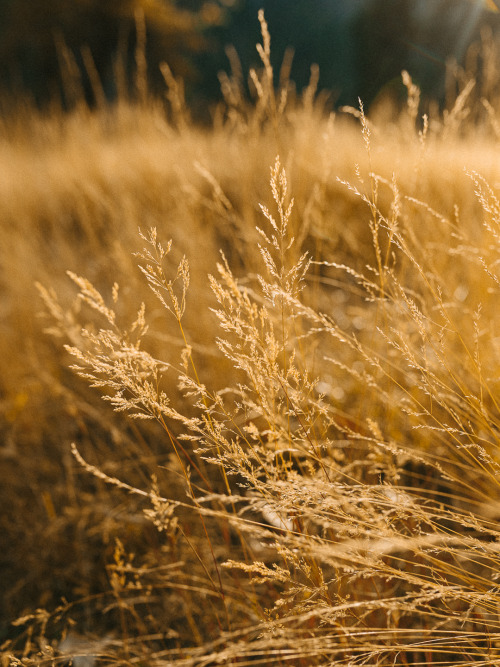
[4,15,500,666]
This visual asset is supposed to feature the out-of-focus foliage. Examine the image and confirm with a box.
[1,0,500,116]
[0,0,218,107]
[353,0,498,108]
[228,0,500,112]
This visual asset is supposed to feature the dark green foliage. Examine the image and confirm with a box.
[352,0,500,109]
[0,0,209,107]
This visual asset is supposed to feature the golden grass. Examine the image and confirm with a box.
[5,14,500,666]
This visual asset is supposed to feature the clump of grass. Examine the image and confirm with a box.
[19,155,500,665]
[6,11,500,667]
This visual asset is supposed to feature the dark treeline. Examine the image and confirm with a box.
[0,0,499,119]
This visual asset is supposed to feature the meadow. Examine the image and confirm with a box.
[4,14,500,665]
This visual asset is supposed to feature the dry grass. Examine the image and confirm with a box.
[5,13,500,666]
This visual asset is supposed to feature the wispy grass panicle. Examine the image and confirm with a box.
[257,156,311,302]
[136,226,190,323]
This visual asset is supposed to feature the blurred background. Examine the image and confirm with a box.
[0,0,499,119]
